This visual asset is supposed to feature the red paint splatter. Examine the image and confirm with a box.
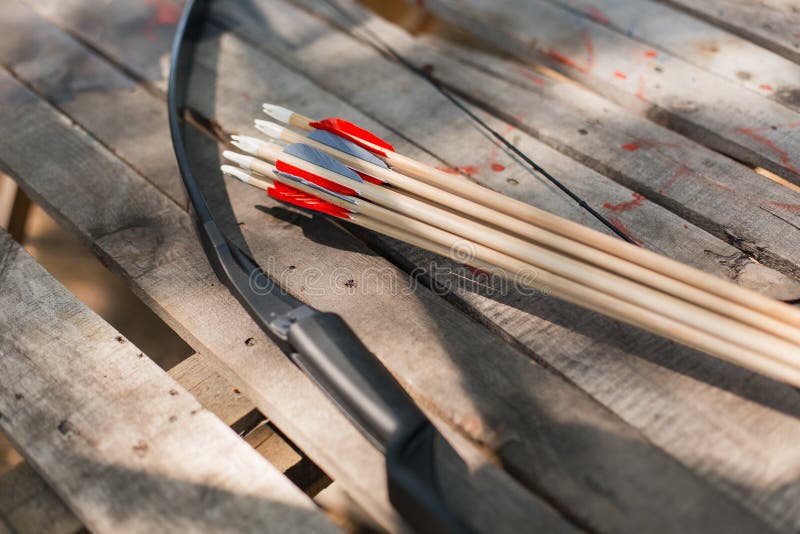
[644,50,658,58]
[584,5,611,25]
[516,67,547,86]
[143,0,181,40]
[485,123,515,177]
[603,192,646,212]
[683,224,689,229]
[614,71,627,80]
[736,122,800,174]
[635,74,646,101]
[608,216,643,245]
[546,29,595,74]
[658,163,691,193]
[760,200,800,212]
[709,180,735,192]
[622,138,679,153]
[759,84,774,91]
[433,165,479,176]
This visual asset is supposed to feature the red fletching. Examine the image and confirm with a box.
[354,169,383,185]
[275,160,358,196]
[308,118,395,157]
[267,182,351,219]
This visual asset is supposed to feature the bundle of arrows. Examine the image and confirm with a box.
[221,103,800,388]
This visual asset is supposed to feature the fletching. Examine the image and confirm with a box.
[275,171,358,205]
[284,143,364,183]
[308,129,389,170]
[267,181,351,219]
[309,118,395,157]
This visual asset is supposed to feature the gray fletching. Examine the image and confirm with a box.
[284,143,363,183]
[308,129,389,169]
[274,171,358,205]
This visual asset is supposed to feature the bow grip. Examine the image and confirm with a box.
[287,312,427,450]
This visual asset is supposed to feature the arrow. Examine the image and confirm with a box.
[221,157,800,387]
[222,145,800,382]
[254,106,800,333]
[237,129,800,349]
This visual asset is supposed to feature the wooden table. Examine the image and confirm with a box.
[1,0,800,532]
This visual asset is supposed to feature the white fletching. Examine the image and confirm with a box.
[223,150,255,170]
[262,103,294,124]
[230,135,264,155]
[254,119,286,140]
[221,165,253,184]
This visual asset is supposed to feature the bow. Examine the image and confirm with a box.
[168,1,471,532]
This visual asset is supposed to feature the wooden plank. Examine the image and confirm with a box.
[168,354,261,432]
[21,0,800,291]
[411,33,800,283]
[0,174,17,230]
[0,353,259,534]
[286,0,800,290]
[0,62,580,533]
[547,0,800,111]
[0,227,339,533]
[0,0,185,206]
[222,2,798,532]
[210,0,800,297]
[660,0,800,66]
[13,2,797,532]
[197,1,800,531]
[405,0,800,184]
[242,421,324,491]
[4,9,776,534]
[0,462,82,534]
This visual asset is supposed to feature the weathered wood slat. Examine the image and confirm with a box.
[549,0,800,111]
[412,32,800,283]
[215,0,800,296]
[12,1,800,532]
[24,0,800,290]
[168,354,260,432]
[202,1,800,531]
[0,352,261,534]
[0,462,82,534]
[0,61,577,533]
[0,0,185,206]
[0,227,338,533]
[3,3,780,532]
[0,352,260,534]
[408,0,800,184]
[287,0,800,289]
[660,0,800,66]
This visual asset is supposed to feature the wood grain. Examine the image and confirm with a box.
[549,0,800,111]
[0,352,261,534]
[9,1,798,532]
[409,32,800,283]
[168,354,260,432]
[660,0,800,66]
[0,227,338,533]
[211,1,800,531]
[0,64,578,533]
[0,462,82,534]
[212,0,800,298]
[410,0,800,184]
